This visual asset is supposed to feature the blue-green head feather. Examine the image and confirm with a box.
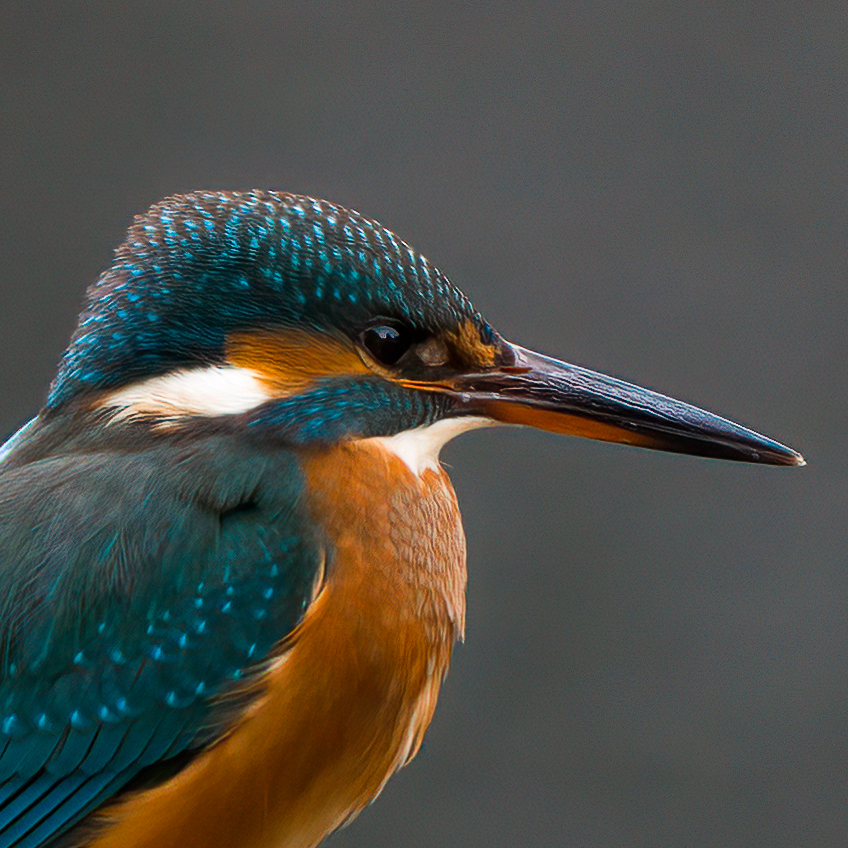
[49,191,495,411]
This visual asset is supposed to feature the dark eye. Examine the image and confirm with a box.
[360,320,414,366]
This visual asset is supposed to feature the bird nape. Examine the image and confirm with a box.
[0,191,803,848]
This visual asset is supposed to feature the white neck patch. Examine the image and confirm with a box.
[365,416,494,477]
[99,366,493,469]
[99,365,272,420]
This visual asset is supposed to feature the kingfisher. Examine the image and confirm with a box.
[0,191,802,848]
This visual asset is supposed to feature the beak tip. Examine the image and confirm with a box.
[756,443,805,467]
[788,451,806,468]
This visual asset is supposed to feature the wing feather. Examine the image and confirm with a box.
[6,771,126,848]
[0,432,322,847]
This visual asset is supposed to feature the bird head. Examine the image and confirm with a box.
[46,190,802,467]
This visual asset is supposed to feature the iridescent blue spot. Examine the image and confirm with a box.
[2,714,19,736]
[109,648,125,664]
[252,609,267,621]
[262,586,274,600]
[246,643,257,658]
[178,633,188,648]
[73,651,85,665]
[193,597,204,609]
[98,705,118,723]
[150,645,165,661]
[221,600,232,613]
[69,710,89,730]
[36,713,51,731]
[194,619,207,634]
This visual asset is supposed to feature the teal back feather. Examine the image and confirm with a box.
[0,424,323,847]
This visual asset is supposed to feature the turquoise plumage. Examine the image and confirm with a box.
[0,427,322,845]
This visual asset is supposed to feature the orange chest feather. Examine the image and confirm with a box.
[87,440,466,848]
[303,438,467,642]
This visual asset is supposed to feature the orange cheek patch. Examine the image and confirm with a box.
[445,320,498,370]
[226,329,371,394]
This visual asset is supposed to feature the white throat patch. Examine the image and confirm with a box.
[365,417,494,476]
[99,365,272,420]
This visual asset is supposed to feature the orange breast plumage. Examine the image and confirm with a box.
[82,439,466,848]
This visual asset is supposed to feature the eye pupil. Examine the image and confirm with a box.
[361,321,412,365]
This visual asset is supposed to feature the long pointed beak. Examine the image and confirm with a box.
[449,344,804,466]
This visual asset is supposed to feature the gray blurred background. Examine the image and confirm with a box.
[0,3,844,846]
